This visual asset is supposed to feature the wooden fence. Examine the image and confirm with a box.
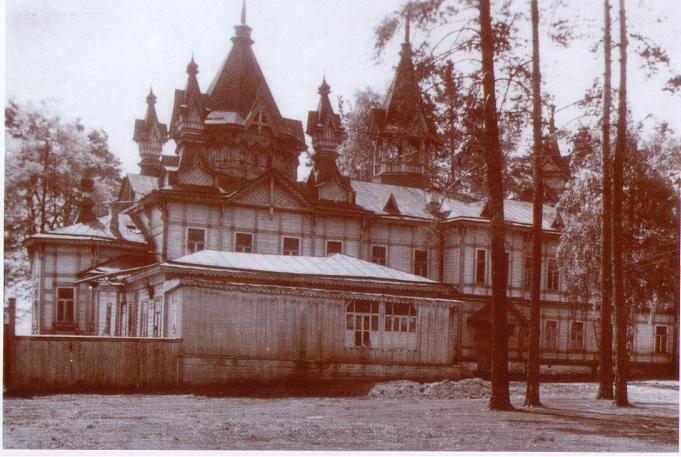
[7,335,182,393]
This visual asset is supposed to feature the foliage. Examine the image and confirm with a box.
[557,124,680,312]
[337,89,383,181]
[4,100,122,308]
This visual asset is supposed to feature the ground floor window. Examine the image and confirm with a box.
[544,319,558,350]
[153,298,162,337]
[655,326,668,354]
[570,321,584,350]
[346,300,378,347]
[345,300,418,350]
[56,287,75,323]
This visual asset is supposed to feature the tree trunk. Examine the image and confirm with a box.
[479,0,513,411]
[525,0,543,408]
[598,0,615,400]
[613,0,630,407]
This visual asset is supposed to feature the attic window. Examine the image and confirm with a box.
[383,193,401,215]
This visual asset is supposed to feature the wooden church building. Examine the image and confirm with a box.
[19,5,676,389]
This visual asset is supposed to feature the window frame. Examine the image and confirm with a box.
[505,251,511,288]
[55,286,76,324]
[544,319,559,350]
[345,300,379,348]
[371,245,387,266]
[475,248,487,285]
[569,321,585,351]
[186,227,206,254]
[655,325,668,354]
[546,257,560,291]
[523,255,532,290]
[234,232,254,253]
[413,249,428,277]
[326,240,344,256]
[281,236,301,256]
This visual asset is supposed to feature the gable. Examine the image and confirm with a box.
[318,180,351,203]
[178,161,215,187]
[231,175,310,210]
[383,193,401,215]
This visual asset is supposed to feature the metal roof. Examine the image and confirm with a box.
[45,213,145,244]
[168,250,435,283]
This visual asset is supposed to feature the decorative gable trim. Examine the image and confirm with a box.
[229,170,313,211]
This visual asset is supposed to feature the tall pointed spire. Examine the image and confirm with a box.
[134,89,168,177]
[370,16,433,189]
[306,77,352,200]
[405,14,411,44]
[241,0,247,25]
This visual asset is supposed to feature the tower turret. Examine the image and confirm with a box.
[370,18,435,189]
[133,88,168,177]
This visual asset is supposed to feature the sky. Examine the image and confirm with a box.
[5,0,681,179]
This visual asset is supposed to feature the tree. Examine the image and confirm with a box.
[337,89,383,181]
[479,0,513,411]
[557,123,679,351]
[612,0,629,406]
[525,0,543,408]
[598,0,615,401]
[4,100,122,320]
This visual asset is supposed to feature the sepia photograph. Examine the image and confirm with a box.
[3,0,680,452]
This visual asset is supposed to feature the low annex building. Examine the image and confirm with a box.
[18,5,676,391]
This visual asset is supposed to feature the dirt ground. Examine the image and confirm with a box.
[3,380,678,451]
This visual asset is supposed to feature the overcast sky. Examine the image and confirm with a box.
[5,0,680,178]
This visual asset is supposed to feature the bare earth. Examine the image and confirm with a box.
[3,380,678,451]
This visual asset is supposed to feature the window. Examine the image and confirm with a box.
[570,321,584,350]
[544,320,558,350]
[546,258,559,291]
[475,249,487,285]
[523,256,532,289]
[187,228,205,253]
[414,249,428,277]
[326,240,343,256]
[56,287,75,323]
[140,300,149,338]
[505,251,511,288]
[104,303,112,336]
[153,298,162,338]
[371,245,387,266]
[282,237,300,256]
[127,303,136,336]
[385,303,417,333]
[235,232,253,253]
[655,326,668,354]
[345,300,379,348]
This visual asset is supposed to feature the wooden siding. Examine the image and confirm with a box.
[180,286,458,366]
[9,336,182,391]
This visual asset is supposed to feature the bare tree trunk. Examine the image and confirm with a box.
[613,0,630,407]
[525,0,543,408]
[598,0,615,400]
[479,0,513,411]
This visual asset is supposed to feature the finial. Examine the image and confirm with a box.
[146,87,156,105]
[241,0,247,25]
[187,54,199,75]
[319,76,331,96]
[405,14,411,44]
[549,104,557,133]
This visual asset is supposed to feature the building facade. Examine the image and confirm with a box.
[23,8,676,385]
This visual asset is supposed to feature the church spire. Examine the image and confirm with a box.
[241,0,246,25]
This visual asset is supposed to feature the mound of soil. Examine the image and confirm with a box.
[368,378,505,399]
